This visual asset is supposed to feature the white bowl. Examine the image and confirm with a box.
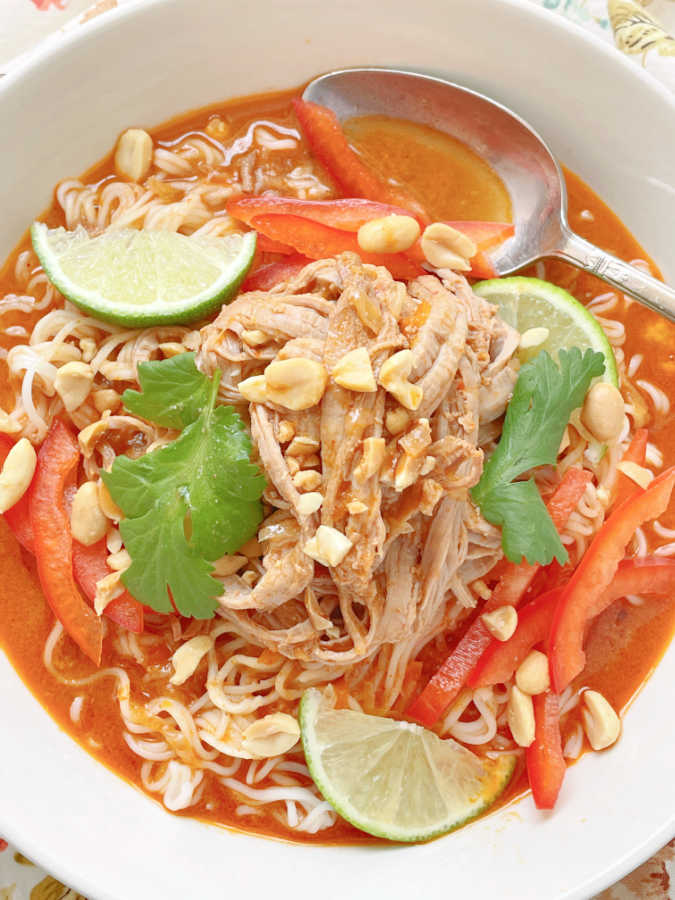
[1,2,674,898]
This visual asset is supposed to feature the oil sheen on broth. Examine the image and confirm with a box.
[0,87,674,844]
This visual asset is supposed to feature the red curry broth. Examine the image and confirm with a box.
[0,87,674,843]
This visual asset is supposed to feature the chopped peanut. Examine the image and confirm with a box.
[0,438,36,514]
[98,479,123,522]
[293,469,322,491]
[159,342,186,358]
[354,437,386,483]
[54,361,94,412]
[481,605,518,641]
[582,690,621,751]
[348,287,382,334]
[581,382,624,444]
[242,712,300,758]
[420,222,475,270]
[241,329,269,347]
[331,348,376,393]
[297,492,323,516]
[276,420,295,443]
[169,635,213,686]
[617,461,653,490]
[286,435,320,457]
[515,650,550,695]
[238,374,269,403]
[346,500,368,515]
[107,548,131,572]
[263,358,328,411]
[385,408,411,435]
[357,214,420,254]
[92,389,121,414]
[0,410,21,435]
[378,350,423,411]
[114,128,153,182]
[394,453,425,492]
[507,686,536,748]
[304,525,353,568]
[70,481,107,546]
[94,570,124,615]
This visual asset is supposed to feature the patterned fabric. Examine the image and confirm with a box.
[0,0,673,897]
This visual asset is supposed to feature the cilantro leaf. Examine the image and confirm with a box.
[122,352,212,430]
[472,347,605,566]
[478,480,568,567]
[102,361,266,618]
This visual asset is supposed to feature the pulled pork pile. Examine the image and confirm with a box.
[200,253,519,669]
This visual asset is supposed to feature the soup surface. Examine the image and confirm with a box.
[0,85,674,844]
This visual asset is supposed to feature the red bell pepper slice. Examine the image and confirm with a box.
[256,234,296,255]
[247,214,423,280]
[468,587,563,688]
[228,196,418,231]
[527,692,566,810]
[293,99,429,221]
[406,468,592,726]
[72,539,144,634]
[469,556,675,688]
[241,255,312,292]
[29,420,103,665]
[1,434,142,633]
[549,465,675,693]
[611,428,648,510]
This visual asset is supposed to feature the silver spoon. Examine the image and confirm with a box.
[304,67,675,321]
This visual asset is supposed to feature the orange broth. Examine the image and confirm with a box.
[1,86,674,843]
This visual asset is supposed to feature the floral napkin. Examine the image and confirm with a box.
[0,1,673,898]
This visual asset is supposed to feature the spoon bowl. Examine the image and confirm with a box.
[304,68,675,319]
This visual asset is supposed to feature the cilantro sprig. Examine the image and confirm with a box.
[102,353,265,618]
[471,347,605,566]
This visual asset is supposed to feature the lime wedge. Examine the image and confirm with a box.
[473,276,618,386]
[299,688,516,843]
[31,223,256,326]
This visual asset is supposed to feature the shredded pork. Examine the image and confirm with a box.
[200,254,519,667]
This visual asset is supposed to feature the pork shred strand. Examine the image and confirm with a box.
[201,252,516,691]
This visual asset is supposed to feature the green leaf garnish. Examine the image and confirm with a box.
[102,353,266,618]
[471,347,605,566]
[122,352,212,430]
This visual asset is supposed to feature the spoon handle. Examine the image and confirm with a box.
[552,227,675,322]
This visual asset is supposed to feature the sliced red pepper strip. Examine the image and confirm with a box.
[527,692,566,810]
[72,539,144,634]
[293,99,429,221]
[469,556,675,688]
[549,465,675,692]
[248,214,423,280]
[406,468,592,726]
[468,587,563,688]
[29,420,103,665]
[0,434,36,553]
[241,255,312,292]
[255,234,296,255]
[467,250,497,280]
[611,428,648,510]
[228,196,417,231]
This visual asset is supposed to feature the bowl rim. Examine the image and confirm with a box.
[0,2,674,898]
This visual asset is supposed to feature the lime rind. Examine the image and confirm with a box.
[30,222,256,326]
[473,276,619,387]
[299,688,516,843]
